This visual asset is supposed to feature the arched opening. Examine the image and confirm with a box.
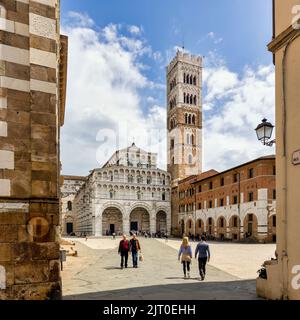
[229,215,240,240]
[102,207,123,236]
[206,217,215,237]
[156,211,167,233]
[130,207,150,233]
[243,213,258,239]
[217,216,227,240]
[185,219,194,236]
[65,216,74,235]
[67,201,72,211]
[268,214,276,242]
[184,92,186,103]
[195,219,204,238]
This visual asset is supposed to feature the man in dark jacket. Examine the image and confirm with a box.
[195,235,211,280]
[130,233,141,268]
[118,234,130,269]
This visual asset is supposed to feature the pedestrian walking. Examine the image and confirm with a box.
[118,234,130,269]
[195,235,210,280]
[178,237,192,278]
[130,233,141,268]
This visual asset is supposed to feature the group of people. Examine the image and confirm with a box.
[117,233,210,281]
[178,235,210,280]
[118,234,141,269]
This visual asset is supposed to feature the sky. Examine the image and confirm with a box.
[60,0,275,176]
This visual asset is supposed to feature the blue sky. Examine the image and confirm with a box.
[60,0,275,176]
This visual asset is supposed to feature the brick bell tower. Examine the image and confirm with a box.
[167,50,203,186]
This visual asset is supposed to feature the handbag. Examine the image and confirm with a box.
[181,253,192,263]
[139,253,144,262]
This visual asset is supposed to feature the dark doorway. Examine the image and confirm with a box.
[131,221,138,232]
[248,222,253,236]
[110,224,115,234]
[66,222,73,234]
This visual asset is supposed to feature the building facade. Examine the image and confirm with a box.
[61,175,86,236]
[0,0,67,299]
[73,143,171,236]
[172,156,276,242]
[167,51,203,185]
[257,0,300,300]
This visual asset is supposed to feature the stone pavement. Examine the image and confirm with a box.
[62,238,261,300]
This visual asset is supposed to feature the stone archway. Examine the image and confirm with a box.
[243,213,258,239]
[65,216,74,235]
[229,215,240,240]
[156,211,167,233]
[216,216,227,240]
[185,219,194,236]
[102,207,123,236]
[130,207,150,233]
[195,218,205,237]
[206,217,215,237]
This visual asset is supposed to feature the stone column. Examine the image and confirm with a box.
[150,212,156,234]
[123,215,130,235]
[94,215,102,237]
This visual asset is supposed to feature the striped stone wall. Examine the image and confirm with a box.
[0,0,65,300]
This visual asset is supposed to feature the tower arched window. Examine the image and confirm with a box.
[187,94,190,105]
[188,114,191,124]
[184,73,186,83]
[186,133,190,144]
[162,192,166,201]
[185,113,188,124]
[192,114,195,124]
[188,154,193,164]
[191,134,195,145]
[193,76,196,85]
[183,92,186,103]
[67,201,72,211]
[193,95,197,105]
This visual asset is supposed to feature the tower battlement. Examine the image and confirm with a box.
[167,50,202,73]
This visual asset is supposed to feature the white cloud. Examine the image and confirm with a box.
[61,13,166,175]
[128,25,143,35]
[203,56,275,171]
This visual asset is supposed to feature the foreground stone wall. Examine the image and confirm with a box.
[0,0,65,300]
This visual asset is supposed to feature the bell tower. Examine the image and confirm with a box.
[167,50,203,185]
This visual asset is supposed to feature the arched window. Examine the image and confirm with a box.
[188,154,193,164]
[190,75,193,84]
[147,176,151,184]
[186,94,190,105]
[183,73,186,83]
[186,133,190,144]
[0,5,7,19]
[109,190,114,199]
[188,114,191,124]
[67,201,72,211]
[193,76,196,85]
[183,92,186,103]
[194,95,197,105]
[185,113,188,124]
[191,134,195,145]
[162,192,166,201]
[192,114,195,124]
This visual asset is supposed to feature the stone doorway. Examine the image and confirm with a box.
[102,207,123,236]
[130,208,150,233]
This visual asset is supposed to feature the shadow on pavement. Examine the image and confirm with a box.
[63,279,260,300]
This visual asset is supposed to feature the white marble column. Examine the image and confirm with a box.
[123,215,130,236]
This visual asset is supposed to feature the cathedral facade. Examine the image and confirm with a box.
[72,143,171,236]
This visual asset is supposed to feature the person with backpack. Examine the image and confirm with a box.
[118,234,130,269]
[130,233,141,268]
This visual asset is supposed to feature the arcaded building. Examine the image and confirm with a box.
[0,0,67,299]
[73,143,171,236]
[172,156,276,242]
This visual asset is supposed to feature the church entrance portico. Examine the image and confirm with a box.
[130,207,150,234]
[102,207,123,236]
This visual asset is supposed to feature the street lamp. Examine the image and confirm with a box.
[255,118,276,147]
